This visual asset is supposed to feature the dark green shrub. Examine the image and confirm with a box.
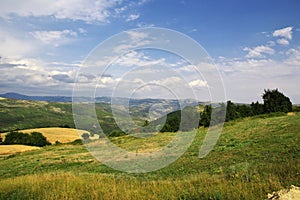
[3,131,50,147]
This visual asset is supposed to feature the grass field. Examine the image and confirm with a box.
[0,112,299,199]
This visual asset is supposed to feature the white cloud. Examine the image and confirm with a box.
[217,54,300,103]
[136,22,155,28]
[31,30,77,46]
[150,76,182,86]
[0,58,78,95]
[126,14,140,22]
[277,38,289,45]
[176,65,196,72]
[267,41,276,47]
[113,31,151,53]
[273,26,293,40]
[126,30,149,41]
[115,51,166,67]
[0,0,121,23]
[0,29,37,58]
[243,45,275,58]
[188,80,208,88]
[78,28,87,34]
[284,48,300,66]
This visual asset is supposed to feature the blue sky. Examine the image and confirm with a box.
[0,0,300,103]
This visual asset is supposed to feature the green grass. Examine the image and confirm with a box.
[0,113,299,199]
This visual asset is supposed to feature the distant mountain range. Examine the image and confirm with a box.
[0,92,205,120]
[0,92,115,103]
[0,92,202,104]
[0,92,73,102]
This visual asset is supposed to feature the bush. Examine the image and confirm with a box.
[3,131,51,147]
[81,133,90,140]
[292,105,300,112]
[68,139,83,145]
[55,141,62,145]
[109,130,126,137]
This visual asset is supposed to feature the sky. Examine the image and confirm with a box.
[0,0,300,103]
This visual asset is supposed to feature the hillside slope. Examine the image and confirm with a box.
[0,113,299,199]
[0,98,130,134]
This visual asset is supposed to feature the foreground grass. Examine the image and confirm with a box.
[0,171,287,200]
[0,113,299,199]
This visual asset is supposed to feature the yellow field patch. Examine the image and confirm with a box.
[0,145,40,155]
[21,128,88,144]
[2,128,89,144]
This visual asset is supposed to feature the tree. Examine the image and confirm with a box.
[226,101,238,121]
[160,114,180,132]
[159,110,181,132]
[262,89,292,113]
[199,105,211,127]
[142,120,150,127]
[236,104,252,118]
[29,132,51,147]
[3,131,50,147]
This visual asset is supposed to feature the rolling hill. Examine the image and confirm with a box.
[0,112,299,199]
[0,97,128,134]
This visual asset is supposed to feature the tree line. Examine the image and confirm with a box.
[160,89,293,131]
[0,131,51,147]
[200,89,292,127]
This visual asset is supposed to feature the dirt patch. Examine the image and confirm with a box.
[268,185,300,200]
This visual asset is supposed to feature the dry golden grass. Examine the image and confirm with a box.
[21,128,87,144]
[287,112,296,116]
[0,145,40,155]
[2,128,88,144]
[0,171,288,200]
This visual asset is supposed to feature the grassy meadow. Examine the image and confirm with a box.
[0,112,299,199]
